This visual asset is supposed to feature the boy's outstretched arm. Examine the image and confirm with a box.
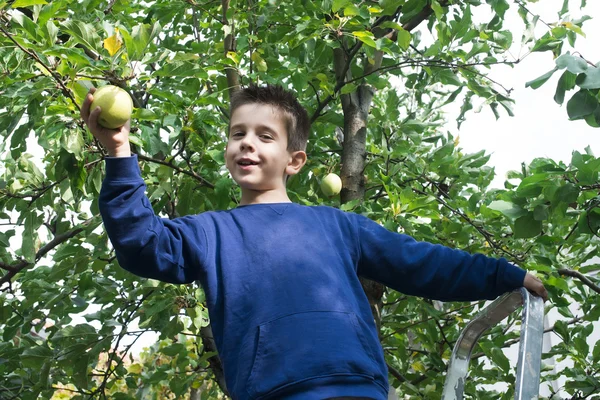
[81,88,205,284]
[353,213,548,302]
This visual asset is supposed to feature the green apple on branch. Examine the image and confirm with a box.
[320,173,342,197]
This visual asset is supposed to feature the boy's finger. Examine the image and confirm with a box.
[88,106,102,133]
[80,88,96,123]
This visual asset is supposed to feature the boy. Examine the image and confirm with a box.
[81,84,547,400]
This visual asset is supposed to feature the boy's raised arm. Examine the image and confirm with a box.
[353,214,547,302]
[82,88,206,284]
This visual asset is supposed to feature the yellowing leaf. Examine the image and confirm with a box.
[103,30,122,56]
[562,21,586,37]
[411,361,426,372]
[226,51,240,64]
[251,52,268,72]
[11,0,47,7]
[34,62,51,76]
[128,363,142,374]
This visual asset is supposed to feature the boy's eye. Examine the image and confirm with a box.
[232,132,244,137]
[261,134,273,140]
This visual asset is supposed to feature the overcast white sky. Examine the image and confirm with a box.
[454,0,600,188]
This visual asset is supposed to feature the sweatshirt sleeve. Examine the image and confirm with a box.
[98,155,206,284]
[353,214,526,301]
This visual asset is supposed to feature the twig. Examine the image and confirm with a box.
[136,153,214,189]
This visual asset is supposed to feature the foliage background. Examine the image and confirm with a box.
[1,0,599,399]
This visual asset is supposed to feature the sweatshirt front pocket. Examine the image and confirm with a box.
[246,311,377,399]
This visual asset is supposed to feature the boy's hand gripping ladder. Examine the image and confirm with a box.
[441,288,545,400]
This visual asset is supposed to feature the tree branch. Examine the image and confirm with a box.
[136,153,215,189]
[0,218,94,286]
[558,269,600,294]
[412,181,524,262]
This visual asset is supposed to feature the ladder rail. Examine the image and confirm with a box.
[441,288,545,400]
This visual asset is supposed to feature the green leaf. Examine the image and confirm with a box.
[160,343,186,357]
[332,0,350,12]
[10,10,42,42]
[555,53,588,74]
[514,214,542,238]
[431,0,444,20]
[73,354,90,389]
[466,41,490,60]
[593,340,600,363]
[340,83,357,94]
[61,20,102,53]
[525,68,557,89]
[516,173,553,197]
[533,205,549,221]
[344,4,360,16]
[435,69,461,86]
[214,177,233,209]
[396,28,411,51]
[577,66,600,89]
[488,200,527,220]
[154,61,208,78]
[21,346,53,368]
[132,108,158,120]
[531,34,562,53]
[488,0,509,18]
[547,275,569,292]
[578,210,600,235]
[554,70,577,105]
[553,182,579,204]
[567,90,598,119]
[52,324,99,342]
[22,212,38,262]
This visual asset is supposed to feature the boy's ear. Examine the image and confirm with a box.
[286,150,307,176]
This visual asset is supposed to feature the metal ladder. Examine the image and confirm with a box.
[441,288,545,400]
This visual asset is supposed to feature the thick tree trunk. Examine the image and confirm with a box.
[332,4,438,337]
[333,44,386,332]
[340,107,368,202]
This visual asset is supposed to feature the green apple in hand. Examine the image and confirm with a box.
[90,85,133,129]
[320,173,342,197]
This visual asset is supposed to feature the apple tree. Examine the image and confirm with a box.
[1,0,599,399]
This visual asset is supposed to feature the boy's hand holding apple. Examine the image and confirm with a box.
[80,86,133,158]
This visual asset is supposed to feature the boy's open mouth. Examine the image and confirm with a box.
[237,158,259,166]
[237,158,259,170]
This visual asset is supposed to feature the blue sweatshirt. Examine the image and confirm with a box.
[99,155,526,400]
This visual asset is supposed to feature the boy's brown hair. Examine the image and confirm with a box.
[229,84,310,152]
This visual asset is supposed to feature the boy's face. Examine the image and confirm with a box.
[225,103,305,195]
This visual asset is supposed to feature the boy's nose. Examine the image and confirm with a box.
[240,134,256,150]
